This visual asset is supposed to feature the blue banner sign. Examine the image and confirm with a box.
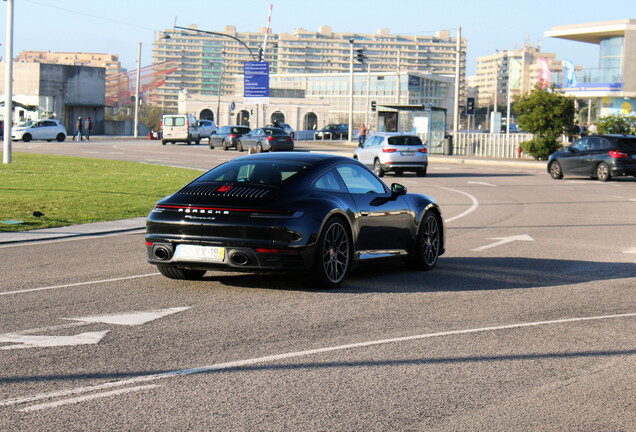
[244,61,270,103]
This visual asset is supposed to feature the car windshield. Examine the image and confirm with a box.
[195,160,310,186]
[387,136,423,146]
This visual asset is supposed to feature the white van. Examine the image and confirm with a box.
[161,114,200,145]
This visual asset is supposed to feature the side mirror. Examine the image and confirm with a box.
[391,183,407,197]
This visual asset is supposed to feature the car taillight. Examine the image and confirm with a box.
[229,134,237,139]
[418,148,428,153]
[382,148,397,153]
[266,136,275,141]
[609,150,629,159]
[160,120,163,130]
[146,241,154,247]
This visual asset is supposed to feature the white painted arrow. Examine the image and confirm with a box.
[64,307,190,326]
[0,331,108,350]
[0,307,189,350]
[472,234,535,252]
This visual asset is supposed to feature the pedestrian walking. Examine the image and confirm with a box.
[358,123,368,145]
[75,116,83,141]
[84,116,93,141]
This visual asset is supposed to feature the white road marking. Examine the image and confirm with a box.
[624,247,636,254]
[20,385,160,412]
[0,273,160,296]
[4,311,634,410]
[0,331,109,350]
[471,234,535,252]
[431,167,451,170]
[66,307,190,326]
[438,187,479,223]
[630,199,636,202]
[467,181,496,187]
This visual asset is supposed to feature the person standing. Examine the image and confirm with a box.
[84,116,93,141]
[358,123,368,145]
[75,116,83,141]
[587,122,598,135]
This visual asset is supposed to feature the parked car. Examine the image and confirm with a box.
[237,127,294,152]
[146,153,445,288]
[353,132,428,177]
[11,119,66,142]
[210,125,251,151]
[547,135,636,182]
[267,122,295,138]
[315,124,349,140]
[197,120,218,142]
[161,114,200,145]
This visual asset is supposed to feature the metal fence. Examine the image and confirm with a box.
[450,132,535,158]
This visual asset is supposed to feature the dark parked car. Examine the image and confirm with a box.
[237,127,294,152]
[146,153,445,288]
[209,125,251,151]
[315,124,349,140]
[547,135,636,182]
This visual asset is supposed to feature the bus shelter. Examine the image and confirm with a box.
[376,104,447,154]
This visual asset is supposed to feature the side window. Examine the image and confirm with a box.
[314,170,345,192]
[600,138,612,150]
[336,164,386,195]
[587,137,601,150]
[174,117,185,127]
[571,138,587,151]
[164,117,174,127]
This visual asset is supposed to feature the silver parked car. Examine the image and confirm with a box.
[197,119,218,142]
[353,133,428,177]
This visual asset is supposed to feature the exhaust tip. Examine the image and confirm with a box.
[230,252,249,266]
[154,246,170,261]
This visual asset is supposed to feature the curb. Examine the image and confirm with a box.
[0,217,147,246]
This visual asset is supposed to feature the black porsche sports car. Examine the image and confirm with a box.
[146,153,445,288]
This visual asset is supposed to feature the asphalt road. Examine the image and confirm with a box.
[1,138,635,431]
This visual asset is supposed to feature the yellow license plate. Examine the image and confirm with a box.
[175,245,225,262]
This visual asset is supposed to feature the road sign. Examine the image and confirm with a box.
[244,61,270,104]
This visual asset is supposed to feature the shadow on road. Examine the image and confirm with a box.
[197,256,636,293]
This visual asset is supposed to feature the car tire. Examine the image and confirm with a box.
[22,133,32,143]
[56,133,66,142]
[416,168,427,177]
[310,217,351,289]
[237,141,244,152]
[407,210,441,271]
[162,140,167,145]
[157,265,206,280]
[374,159,385,177]
[596,162,611,182]
[209,140,214,150]
[549,161,563,179]
[256,143,263,153]
[222,140,228,151]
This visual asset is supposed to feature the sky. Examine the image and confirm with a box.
[1,0,634,75]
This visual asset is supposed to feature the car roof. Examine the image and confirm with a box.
[371,132,419,137]
[231,152,351,166]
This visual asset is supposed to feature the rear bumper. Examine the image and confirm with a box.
[611,160,636,176]
[381,161,428,172]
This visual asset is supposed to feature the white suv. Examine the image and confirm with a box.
[12,119,67,142]
[353,133,428,177]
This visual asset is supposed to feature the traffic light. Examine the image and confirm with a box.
[466,97,475,115]
[371,100,377,112]
[356,48,364,63]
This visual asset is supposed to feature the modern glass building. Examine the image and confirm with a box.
[545,19,636,118]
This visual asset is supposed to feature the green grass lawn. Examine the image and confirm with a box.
[0,153,202,232]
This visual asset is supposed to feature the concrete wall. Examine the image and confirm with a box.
[624,30,636,93]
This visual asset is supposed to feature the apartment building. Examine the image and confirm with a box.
[467,43,564,108]
[152,25,465,114]
[16,50,122,78]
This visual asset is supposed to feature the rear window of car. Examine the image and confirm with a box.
[196,161,310,186]
[164,117,185,127]
[231,127,250,134]
[616,139,636,151]
[387,135,423,146]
